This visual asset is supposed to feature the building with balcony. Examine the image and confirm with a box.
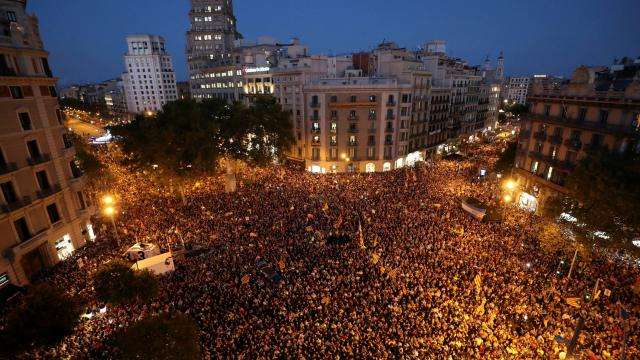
[0,0,96,287]
[513,61,640,212]
[122,34,178,114]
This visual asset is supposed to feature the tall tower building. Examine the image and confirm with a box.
[186,0,241,100]
[122,34,178,114]
[496,51,505,80]
[0,0,96,287]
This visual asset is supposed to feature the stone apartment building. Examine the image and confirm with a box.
[0,0,96,287]
[513,61,640,212]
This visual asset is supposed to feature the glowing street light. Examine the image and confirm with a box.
[504,180,517,191]
[504,194,513,203]
[101,195,120,243]
[102,195,114,206]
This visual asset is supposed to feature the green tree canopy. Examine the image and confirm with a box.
[111,313,201,360]
[111,97,294,195]
[93,260,158,305]
[0,284,81,354]
[494,141,517,174]
[544,145,640,251]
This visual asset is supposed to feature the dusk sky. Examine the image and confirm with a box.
[29,0,640,86]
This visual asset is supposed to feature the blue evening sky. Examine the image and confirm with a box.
[28,0,640,86]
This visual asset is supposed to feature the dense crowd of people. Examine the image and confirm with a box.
[6,143,639,359]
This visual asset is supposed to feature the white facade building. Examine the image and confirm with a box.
[123,35,178,114]
[505,76,531,104]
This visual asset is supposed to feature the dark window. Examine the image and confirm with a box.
[561,106,568,119]
[369,95,376,102]
[26,140,40,158]
[70,161,82,178]
[0,147,6,168]
[19,112,31,130]
[14,217,31,242]
[388,95,395,104]
[36,170,50,190]
[350,95,357,103]
[599,109,609,125]
[578,108,587,122]
[330,96,337,103]
[46,203,61,224]
[41,58,53,77]
[544,104,551,116]
[77,191,86,210]
[6,11,16,22]
[56,109,64,124]
[9,86,23,99]
[49,86,57,97]
[1,181,17,203]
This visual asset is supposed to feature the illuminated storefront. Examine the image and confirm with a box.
[55,234,75,261]
[518,192,538,213]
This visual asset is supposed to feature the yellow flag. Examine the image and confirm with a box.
[371,253,380,264]
[565,297,581,308]
[474,274,482,293]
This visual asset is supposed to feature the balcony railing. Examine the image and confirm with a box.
[368,128,377,134]
[525,114,640,136]
[348,141,359,146]
[385,127,394,133]
[36,184,62,200]
[348,115,358,121]
[386,100,396,106]
[1,196,32,213]
[386,114,395,120]
[348,128,359,133]
[310,102,321,108]
[27,153,51,166]
[0,162,18,175]
[558,161,577,171]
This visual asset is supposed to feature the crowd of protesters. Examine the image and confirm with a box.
[7,143,639,359]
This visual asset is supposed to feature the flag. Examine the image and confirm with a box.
[475,298,486,315]
[321,296,330,305]
[474,274,482,294]
[278,259,285,271]
[604,288,611,297]
[593,290,601,300]
[358,221,365,249]
[371,253,380,264]
[241,274,250,284]
[565,297,581,308]
[323,202,329,211]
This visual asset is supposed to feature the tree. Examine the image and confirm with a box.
[216,96,295,192]
[111,99,223,202]
[544,146,640,251]
[68,132,108,183]
[111,313,201,360]
[503,103,529,117]
[111,96,294,196]
[93,260,158,304]
[494,141,517,174]
[0,284,81,353]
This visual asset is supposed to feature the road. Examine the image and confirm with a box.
[66,117,105,138]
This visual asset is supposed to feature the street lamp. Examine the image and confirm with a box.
[504,194,513,203]
[504,179,517,191]
[101,195,119,243]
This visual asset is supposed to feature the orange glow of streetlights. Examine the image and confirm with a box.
[102,195,115,205]
[504,180,517,191]
[504,194,513,203]
[103,206,116,217]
